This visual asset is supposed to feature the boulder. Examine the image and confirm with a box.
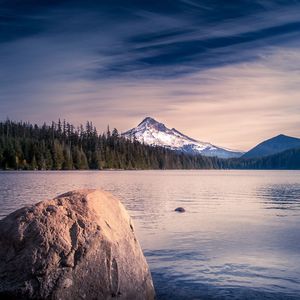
[174,207,185,213]
[0,189,155,300]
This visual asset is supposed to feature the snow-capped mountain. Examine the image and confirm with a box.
[122,117,244,158]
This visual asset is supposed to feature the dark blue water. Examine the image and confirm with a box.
[0,170,300,299]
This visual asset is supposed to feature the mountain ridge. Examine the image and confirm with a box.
[122,117,244,159]
[242,134,300,159]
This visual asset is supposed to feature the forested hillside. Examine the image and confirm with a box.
[0,120,221,170]
[228,148,300,170]
[1,120,299,170]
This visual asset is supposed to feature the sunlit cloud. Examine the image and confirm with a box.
[0,1,300,150]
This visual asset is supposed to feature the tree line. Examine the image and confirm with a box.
[1,120,298,170]
[226,148,300,170]
[0,120,223,170]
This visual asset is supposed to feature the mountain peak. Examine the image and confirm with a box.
[138,117,159,126]
[137,117,168,133]
[123,117,244,159]
[243,134,300,159]
[268,134,300,143]
[273,134,288,139]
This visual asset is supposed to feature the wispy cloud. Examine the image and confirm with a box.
[0,0,300,149]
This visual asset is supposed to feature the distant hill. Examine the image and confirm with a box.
[234,147,300,170]
[242,134,300,159]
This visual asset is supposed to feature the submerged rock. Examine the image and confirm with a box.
[174,207,185,213]
[0,189,155,300]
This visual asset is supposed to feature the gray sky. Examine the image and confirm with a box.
[0,0,300,150]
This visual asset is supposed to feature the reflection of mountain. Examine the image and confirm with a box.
[257,184,300,211]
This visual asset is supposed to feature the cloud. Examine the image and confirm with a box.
[0,0,300,149]
[2,45,299,151]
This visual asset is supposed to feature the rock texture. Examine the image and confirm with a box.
[0,189,155,300]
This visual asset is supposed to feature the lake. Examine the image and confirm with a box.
[0,170,300,299]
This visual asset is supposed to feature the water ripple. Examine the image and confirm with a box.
[1,170,300,299]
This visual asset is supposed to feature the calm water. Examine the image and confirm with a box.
[0,170,300,299]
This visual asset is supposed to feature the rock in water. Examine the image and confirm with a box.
[174,207,185,213]
[0,189,155,300]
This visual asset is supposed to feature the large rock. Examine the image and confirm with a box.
[0,189,155,300]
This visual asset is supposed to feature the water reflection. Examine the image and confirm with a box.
[0,170,300,299]
[257,184,300,211]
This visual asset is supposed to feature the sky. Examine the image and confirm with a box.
[0,0,300,151]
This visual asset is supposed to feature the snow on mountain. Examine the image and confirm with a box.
[122,117,244,159]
